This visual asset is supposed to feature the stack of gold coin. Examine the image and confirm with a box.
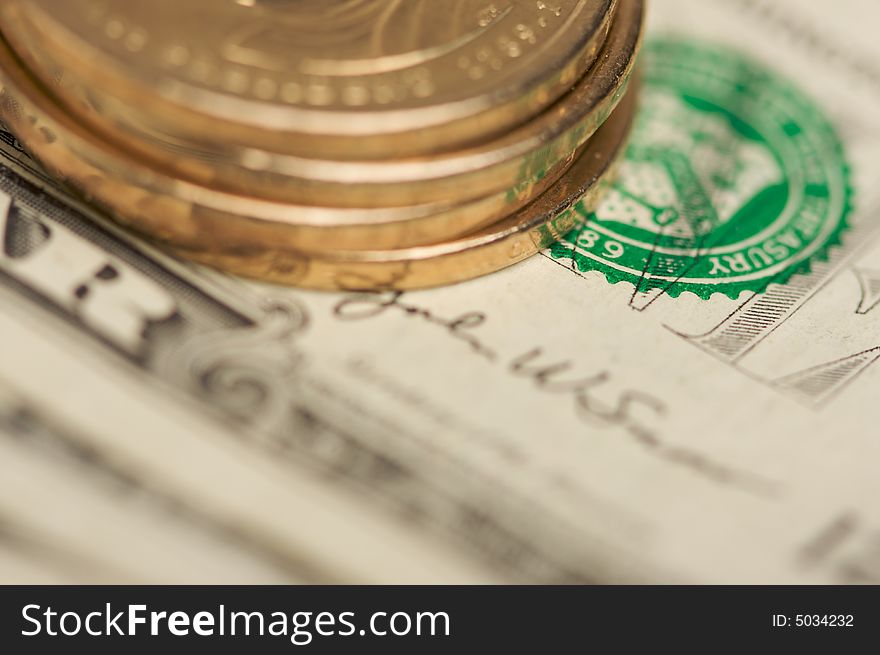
[0,0,644,290]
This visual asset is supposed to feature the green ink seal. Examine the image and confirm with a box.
[549,38,853,299]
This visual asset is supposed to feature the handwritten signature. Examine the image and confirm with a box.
[333,291,778,496]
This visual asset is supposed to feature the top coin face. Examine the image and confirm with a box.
[1,0,616,158]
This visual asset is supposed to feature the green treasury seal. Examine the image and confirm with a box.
[549,38,853,299]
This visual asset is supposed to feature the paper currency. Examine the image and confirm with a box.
[1,0,880,583]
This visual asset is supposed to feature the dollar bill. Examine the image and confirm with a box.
[1,0,880,583]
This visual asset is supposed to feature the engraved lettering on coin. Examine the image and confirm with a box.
[225,0,511,78]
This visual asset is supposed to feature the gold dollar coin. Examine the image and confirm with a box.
[179,81,639,290]
[0,17,638,289]
[0,0,617,160]
[0,33,607,252]
[0,0,641,208]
